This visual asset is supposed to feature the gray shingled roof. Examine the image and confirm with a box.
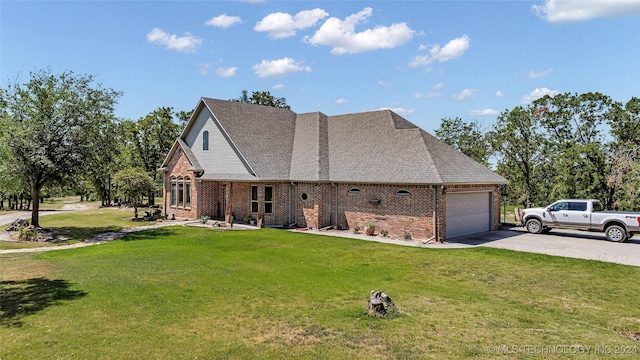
[171,98,506,185]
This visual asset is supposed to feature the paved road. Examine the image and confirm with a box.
[447,226,640,267]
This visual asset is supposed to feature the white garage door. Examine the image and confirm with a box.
[446,192,491,239]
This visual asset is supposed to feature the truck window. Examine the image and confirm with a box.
[568,202,587,211]
[592,202,602,212]
[551,202,568,211]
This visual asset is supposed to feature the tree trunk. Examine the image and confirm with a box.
[107,174,112,206]
[31,182,41,227]
[134,205,138,219]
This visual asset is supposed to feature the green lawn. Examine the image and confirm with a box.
[1,227,639,359]
[0,208,162,249]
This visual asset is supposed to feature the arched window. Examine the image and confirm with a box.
[348,188,361,194]
[395,189,411,196]
[203,130,209,151]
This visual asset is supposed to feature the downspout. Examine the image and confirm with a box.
[333,183,338,229]
[290,182,297,227]
[432,185,438,241]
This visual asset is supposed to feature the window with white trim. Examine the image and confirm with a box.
[170,176,192,208]
[170,177,177,206]
[203,131,209,151]
[184,177,191,208]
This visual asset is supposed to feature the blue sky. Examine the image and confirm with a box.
[2,0,639,133]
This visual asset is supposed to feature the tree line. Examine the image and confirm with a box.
[435,93,640,211]
[0,69,189,226]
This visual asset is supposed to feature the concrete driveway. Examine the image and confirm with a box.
[447,226,640,267]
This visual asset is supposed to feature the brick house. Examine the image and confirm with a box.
[159,98,507,242]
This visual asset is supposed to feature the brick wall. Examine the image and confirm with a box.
[195,180,221,219]
[163,148,197,220]
[335,184,437,241]
[162,168,501,241]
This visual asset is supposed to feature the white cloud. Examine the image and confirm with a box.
[305,7,414,54]
[272,84,285,90]
[496,90,504,97]
[379,107,415,115]
[378,81,390,87]
[147,28,203,53]
[414,92,442,99]
[216,67,238,77]
[532,0,640,22]
[433,82,445,90]
[252,57,312,78]
[470,109,500,116]
[336,98,348,104]
[255,8,328,39]
[452,88,477,101]
[409,34,470,67]
[528,67,554,79]
[198,62,213,75]
[206,14,243,28]
[520,87,560,104]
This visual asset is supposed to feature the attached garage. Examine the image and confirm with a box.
[446,192,491,239]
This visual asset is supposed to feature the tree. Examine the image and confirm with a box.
[113,167,155,219]
[232,90,291,110]
[488,106,550,208]
[129,107,181,205]
[176,109,193,130]
[0,69,121,226]
[83,118,121,206]
[533,92,612,206]
[435,117,491,166]
[607,97,640,210]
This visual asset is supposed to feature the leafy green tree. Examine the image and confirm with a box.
[113,167,155,219]
[176,109,193,130]
[129,107,181,205]
[435,117,491,167]
[607,97,640,210]
[489,106,550,207]
[0,69,121,226]
[232,91,291,110]
[83,118,121,206]
[533,92,612,206]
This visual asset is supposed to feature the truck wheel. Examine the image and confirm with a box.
[525,219,543,234]
[605,225,627,242]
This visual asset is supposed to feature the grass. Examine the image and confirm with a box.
[1,227,640,359]
[0,207,162,250]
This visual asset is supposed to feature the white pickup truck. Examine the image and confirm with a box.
[521,199,640,242]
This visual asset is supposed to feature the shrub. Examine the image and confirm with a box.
[18,227,39,241]
[353,226,360,234]
[381,229,389,237]
[404,231,412,240]
[198,216,210,224]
